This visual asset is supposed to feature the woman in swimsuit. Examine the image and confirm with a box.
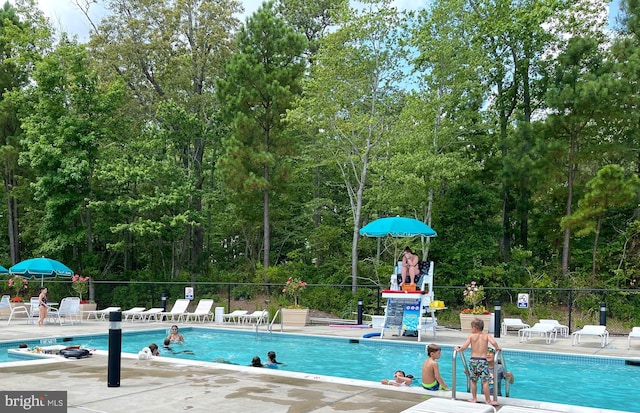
[38,287,48,327]
[166,325,185,344]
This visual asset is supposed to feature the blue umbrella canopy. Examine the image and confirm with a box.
[359,216,437,238]
[0,265,8,274]
[9,257,74,286]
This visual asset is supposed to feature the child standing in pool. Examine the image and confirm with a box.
[487,347,514,399]
[455,318,501,406]
[421,343,449,391]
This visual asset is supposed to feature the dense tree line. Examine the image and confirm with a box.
[1,0,639,314]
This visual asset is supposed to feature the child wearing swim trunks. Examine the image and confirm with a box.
[421,344,449,391]
[455,318,501,406]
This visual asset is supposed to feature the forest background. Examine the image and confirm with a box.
[1,0,639,326]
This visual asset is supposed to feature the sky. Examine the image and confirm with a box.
[9,0,622,43]
[27,0,431,43]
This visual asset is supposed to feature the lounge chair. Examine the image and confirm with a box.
[85,306,122,321]
[571,325,609,347]
[242,310,269,325]
[223,310,248,324]
[158,299,190,322]
[0,295,30,325]
[180,299,214,323]
[628,327,640,349]
[501,318,530,335]
[132,308,164,322]
[539,319,569,337]
[518,322,557,344]
[123,307,146,321]
[52,297,82,325]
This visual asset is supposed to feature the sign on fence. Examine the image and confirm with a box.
[517,293,529,308]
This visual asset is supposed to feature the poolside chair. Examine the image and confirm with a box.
[53,297,81,325]
[242,310,269,325]
[0,295,30,325]
[29,297,41,323]
[85,306,122,321]
[501,318,530,335]
[122,307,146,321]
[571,325,609,347]
[180,299,214,323]
[627,327,640,349]
[223,310,248,324]
[539,319,569,337]
[132,308,164,322]
[158,299,190,322]
[518,322,557,344]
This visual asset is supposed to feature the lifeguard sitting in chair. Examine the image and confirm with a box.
[400,247,420,287]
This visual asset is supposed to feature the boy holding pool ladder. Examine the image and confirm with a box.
[455,318,502,406]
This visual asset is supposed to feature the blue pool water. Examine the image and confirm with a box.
[2,328,639,412]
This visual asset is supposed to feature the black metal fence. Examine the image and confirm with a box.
[4,279,638,335]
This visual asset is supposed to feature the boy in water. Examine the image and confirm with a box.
[421,343,449,391]
[487,347,514,400]
[381,370,413,386]
[455,318,501,406]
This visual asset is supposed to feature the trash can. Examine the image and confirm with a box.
[215,307,225,324]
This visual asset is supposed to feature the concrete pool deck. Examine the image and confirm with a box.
[0,318,637,413]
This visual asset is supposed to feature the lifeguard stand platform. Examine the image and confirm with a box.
[379,261,444,341]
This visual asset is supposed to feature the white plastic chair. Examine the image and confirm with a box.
[53,297,81,325]
[628,327,640,349]
[571,325,609,347]
[501,318,530,335]
[518,323,557,344]
[180,299,214,323]
[539,319,569,337]
[242,310,269,325]
[223,310,248,324]
[123,307,146,321]
[85,306,122,321]
[0,295,30,325]
[159,299,190,322]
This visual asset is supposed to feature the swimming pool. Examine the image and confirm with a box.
[2,328,638,412]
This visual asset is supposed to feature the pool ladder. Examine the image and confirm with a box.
[452,348,511,400]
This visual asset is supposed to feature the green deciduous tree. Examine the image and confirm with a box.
[289,0,406,292]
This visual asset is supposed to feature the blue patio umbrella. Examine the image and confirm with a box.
[9,257,74,286]
[0,265,8,274]
[359,216,437,238]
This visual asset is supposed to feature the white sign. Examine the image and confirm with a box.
[185,287,194,300]
[517,293,529,308]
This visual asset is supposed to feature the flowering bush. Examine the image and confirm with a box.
[10,296,22,302]
[71,274,89,301]
[462,281,488,314]
[7,275,28,297]
[282,277,307,308]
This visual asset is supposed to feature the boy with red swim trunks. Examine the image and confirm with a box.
[455,318,501,406]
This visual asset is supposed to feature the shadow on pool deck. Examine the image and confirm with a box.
[0,319,637,413]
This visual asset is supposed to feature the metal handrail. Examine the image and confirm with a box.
[267,308,281,336]
[495,349,511,398]
[452,348,471,400]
